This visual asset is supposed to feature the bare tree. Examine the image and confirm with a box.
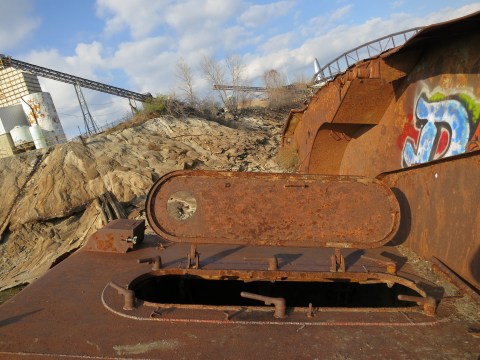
[175,58,197,107]
[201,54,251,115]
[263,69,289,109]
[263,69,285,90]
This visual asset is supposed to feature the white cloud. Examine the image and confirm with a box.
[259,32,294,54]
[300,5,353,37]
[392,0,405,8]
[96,0,172,38]
[239,0,296,27]
[242,4,480,83]
[0,0,40,51]
[166,0,243,30]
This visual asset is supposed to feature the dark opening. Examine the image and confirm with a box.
[132,275,419,308]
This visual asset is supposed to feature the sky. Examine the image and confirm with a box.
[1,0,479,138]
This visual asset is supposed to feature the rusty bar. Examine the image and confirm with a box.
[430,257,480,303]
[331,249,345,272]
[240,292,286,319]
[244,256,278,270]
[398,295,436,316]
[361,254,397,274]
[190,244,197,259]
[307,303,314,318]
[186,244,199,269]
[137,256,162,271]
[108,282,135,310]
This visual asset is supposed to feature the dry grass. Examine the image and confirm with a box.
[275,143,299,171]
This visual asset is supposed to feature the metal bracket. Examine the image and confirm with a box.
[330,248,345,272]
[186,244,199,269]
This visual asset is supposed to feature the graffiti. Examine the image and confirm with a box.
[400,92,480,167]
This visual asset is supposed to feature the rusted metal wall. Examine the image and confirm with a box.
[379,152,480,289]
[281,14,480,289]
[339,34,480,176]
[284,20,480,176]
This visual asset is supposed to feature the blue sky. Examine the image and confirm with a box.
[1,0,479,137]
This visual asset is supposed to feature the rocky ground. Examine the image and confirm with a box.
[0,113,285,291]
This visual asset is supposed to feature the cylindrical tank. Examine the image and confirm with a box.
[10,125,33,147]
[29,124,48,149]
[21,92,67,145]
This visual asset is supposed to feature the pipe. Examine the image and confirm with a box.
[108,281,135,310]
[240,291,286,318]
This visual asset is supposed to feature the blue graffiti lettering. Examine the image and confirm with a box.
[402,96,470,167]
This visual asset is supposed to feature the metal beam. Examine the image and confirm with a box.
[0,55,151,103]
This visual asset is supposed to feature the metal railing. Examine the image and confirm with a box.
[313,27,423,84]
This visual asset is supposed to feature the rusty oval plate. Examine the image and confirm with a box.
[146,170,400,248]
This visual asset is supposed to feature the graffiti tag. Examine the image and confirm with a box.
[400,92,480,167]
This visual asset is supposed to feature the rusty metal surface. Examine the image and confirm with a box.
[84,219,145,253]
[145,170,400,248]
[430,256,480,303]
[379,152,480,290]
[0,238,479,359]
[332,78,394,125]
[283,13,480,177]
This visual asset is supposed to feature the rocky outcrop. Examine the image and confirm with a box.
[0,115,283,290]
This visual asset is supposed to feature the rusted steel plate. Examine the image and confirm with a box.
[379,152,480,289]
[84,219,145,253]
[146,171,400,248]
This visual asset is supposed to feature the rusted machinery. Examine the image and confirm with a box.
[0,12,479,360]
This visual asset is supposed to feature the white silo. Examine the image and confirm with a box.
[21,92,67,145]
[29,124,48,149]
[10,125,33,147]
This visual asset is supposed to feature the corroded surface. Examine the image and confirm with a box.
[0,238,478,359]
[146,170,400,248]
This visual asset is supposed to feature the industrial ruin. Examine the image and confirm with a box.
[0,67,66,158]
[0,11,478,360]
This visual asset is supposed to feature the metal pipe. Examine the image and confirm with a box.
[240,292,286,318]
[137,256,162,271]
[108,282,135,310]
[398,294,436,316]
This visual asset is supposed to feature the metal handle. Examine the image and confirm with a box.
[108,282,135,310]
[240,291,286,318]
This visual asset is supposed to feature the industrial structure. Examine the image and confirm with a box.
[0,12,479,360]
[0,55,152,158]
[0,65,64,158]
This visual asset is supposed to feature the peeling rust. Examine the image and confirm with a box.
[146,170,400,248]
